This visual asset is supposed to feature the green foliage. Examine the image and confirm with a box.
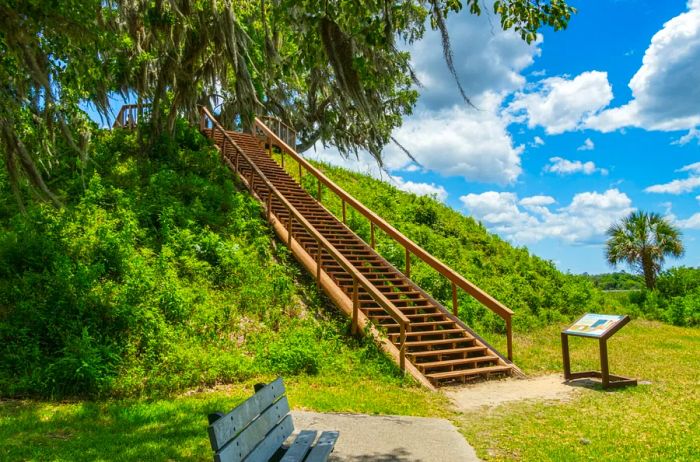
[606,267,700,327]
[2,0,575,205]
[294,161,609,332]
[0,124,405,398]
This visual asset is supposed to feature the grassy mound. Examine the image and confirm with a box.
[0,124,402,398]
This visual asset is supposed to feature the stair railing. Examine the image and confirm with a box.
[200,106,411,370]
[113,104,150,129]
[254,117,515,361]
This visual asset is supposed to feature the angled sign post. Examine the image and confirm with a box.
[561,314,637,389]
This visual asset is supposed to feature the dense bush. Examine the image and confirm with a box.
[301,162,610,331]
[627,267,700,326]
[0,124,398,398]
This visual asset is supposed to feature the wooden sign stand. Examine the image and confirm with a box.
[561,314,637,389]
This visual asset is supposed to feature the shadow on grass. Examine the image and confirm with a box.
[0,394,246,461]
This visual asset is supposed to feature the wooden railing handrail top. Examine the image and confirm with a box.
[253,118,514,320]
[201,107,411,328]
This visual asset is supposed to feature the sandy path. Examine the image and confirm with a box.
[444,374,586,412]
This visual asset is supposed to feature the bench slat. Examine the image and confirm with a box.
[240,414,294,462]
[215,396,291,462]
[280,430,317,462]
[208,377,285,451]
[304,431,339,462]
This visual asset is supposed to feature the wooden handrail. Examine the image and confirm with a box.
[200,107,411,369]
[113,103,150,129]
[254,117,515,360]
[259,116,296,149]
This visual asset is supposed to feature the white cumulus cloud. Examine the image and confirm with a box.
[507,71,613,134]
[544,157,608,176]
[460,189,634,244]
[391,176,448,202]
[587,0,700,132]
[645,161,700,194]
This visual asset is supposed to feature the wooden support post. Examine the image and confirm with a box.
[600,338,609,388]
[370,222,376,249]
[287,216,293,246]
[506,316,513,361]
[342,200,347,224]
[405,247,411,278]
[266,193,272,221]
[399,324,406,371]
[317,179,322,202]
[451,282,458,317]
[298,162,303,181]
[351,277,359,335]
[281,150,285,169]
[561,332,571,380]
[315,246,321,289]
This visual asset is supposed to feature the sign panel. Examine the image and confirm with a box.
[563,313,626,338]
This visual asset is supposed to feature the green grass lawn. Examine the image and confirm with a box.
[0,373,446,461]
[462,320,700,461]
[2,320,697,461]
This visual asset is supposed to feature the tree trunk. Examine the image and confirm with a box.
[641,252,656,290]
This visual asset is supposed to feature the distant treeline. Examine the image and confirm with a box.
[584,272,645,291]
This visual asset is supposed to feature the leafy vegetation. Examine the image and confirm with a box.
[2,0,575,205]
[0,124,410,398]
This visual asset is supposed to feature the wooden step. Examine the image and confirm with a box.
[403,337,473,348]
[416,355,499,370]
[407,346,487,358]
[426,365,512,381]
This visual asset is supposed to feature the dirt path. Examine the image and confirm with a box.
[444,374,586,412]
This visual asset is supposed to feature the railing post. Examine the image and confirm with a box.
[281,150,285,169]
[399,323,406,371]
[405,247,411,278]
[267,192,272,221]
[452,282,458,317]
[506,316,513,361]
[317,179,322,202]
[287,215,293,246]
[342,200,347,224]
[370,222,376,249]
[315,244,321,288]
[298,161,303,181]
[352,277,359,335]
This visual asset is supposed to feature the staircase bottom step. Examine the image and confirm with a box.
[426,365,512,381]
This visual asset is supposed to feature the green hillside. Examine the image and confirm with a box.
[1,124,610,399]
[0,125,406,398]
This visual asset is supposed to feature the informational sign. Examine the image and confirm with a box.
[563,313,626,338]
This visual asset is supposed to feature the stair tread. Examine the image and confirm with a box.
[426,365,512,380]
[403,337,473,347]
[417,355,499,369]
[407,346,487,357]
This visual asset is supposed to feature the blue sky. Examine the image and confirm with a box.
[308,0,700,275]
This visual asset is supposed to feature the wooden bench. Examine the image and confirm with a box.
[207,378,339,462]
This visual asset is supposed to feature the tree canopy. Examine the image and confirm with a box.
[0,0,575,207]
[606,211,685,290]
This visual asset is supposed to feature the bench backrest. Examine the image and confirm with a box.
[207,378,294,462]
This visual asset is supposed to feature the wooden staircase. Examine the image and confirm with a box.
[194,107,521,388]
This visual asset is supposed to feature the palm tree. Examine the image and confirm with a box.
[606,211,684,289]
